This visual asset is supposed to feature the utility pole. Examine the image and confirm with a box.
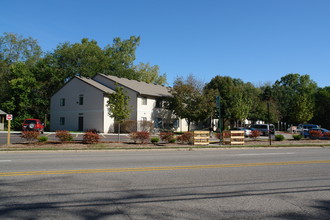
[267,103,272,145]
[216,96,222,143]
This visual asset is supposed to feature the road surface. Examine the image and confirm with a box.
[1,147,330,219]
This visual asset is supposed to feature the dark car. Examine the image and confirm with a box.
[297,124,319,136]
[22,119,45,133]
[303,128,330,139]
[230,127,252,137]
[250,124,275,136]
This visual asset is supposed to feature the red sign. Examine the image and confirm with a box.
[6,114,13,120]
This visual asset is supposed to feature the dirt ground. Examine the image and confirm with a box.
[2,137,329,151]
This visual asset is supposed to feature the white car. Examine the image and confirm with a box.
[230,127,252,137]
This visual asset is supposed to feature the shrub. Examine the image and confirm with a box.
[38,136,48,142]
[129,132,138,143]
[309,130,323,138]
[129,131,150,144]
[275,134,285,141]
[324,132,330,139]
[150,137,160,145]
[159,132,174,143]
[177,132,194,145]
[85,129,100,134]
[169,138,176,143]
[21,131,40,142]
[117,120,137,133]
[176,135,182,143]
[250,130,261,140]
[55,130,73,142]
[292,134,302,140]
[83,132,100,144]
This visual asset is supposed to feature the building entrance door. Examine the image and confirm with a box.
[78,116,84,131]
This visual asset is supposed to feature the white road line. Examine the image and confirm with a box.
[235,153,295,156]
[0,160,12,162]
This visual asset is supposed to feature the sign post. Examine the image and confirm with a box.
[6,114,12,145]
[216,96,222,144]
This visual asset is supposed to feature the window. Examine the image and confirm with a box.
[141,117,147,121]
[173,119,179,128]
[79,95,84,105]
[142,97,147,105]
[60,98,65,106]
[60,117,65,125]
[155,118,163,128]
[156,99,163,108]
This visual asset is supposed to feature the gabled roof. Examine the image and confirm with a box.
[96,74,171,97]
[0,109,7,115]
[76,76,115,94]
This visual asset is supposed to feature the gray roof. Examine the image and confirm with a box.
[0,109,7,115]
[97,74,171,97]
[76,76,115,94]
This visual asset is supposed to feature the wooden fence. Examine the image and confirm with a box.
[222,130,244,145]
[193,131,210,145]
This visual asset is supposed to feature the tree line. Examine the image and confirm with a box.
[169,73,330,131]
[1,32,329,130]
[0,33,166,129]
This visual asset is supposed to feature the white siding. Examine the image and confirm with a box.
[103,96,114,132]
[137,96,155,121]
[50,78,112,133]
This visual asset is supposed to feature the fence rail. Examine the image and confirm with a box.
[193,131,210,145]
[223,131,244,145]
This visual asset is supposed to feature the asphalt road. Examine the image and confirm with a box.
[1,147,330,219]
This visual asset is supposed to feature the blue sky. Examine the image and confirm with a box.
[1,0,329,87]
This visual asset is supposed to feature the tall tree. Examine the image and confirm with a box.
[133,62,167,85]
[204,75,258,126]
[312,87,330,128]
[107,85,131,141]
[0,33,44,129]
[52,38,107,79]
[1,62,41,129]
[168,75,211,131]
[0,32,42,64]
[104,36,140,79]
[272,73,317,124]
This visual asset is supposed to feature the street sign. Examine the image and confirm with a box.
[6,114,12,145]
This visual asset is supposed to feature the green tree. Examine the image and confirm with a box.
[250,85,279,124]
[52,38,107,79]
[0,33,44,129]
[133,62,167,85]
[103,36,140,79]
[1,62,41,129]
[312,87,330,128]
[168,75,211,131]
[107,85,131,141]
[272,73,317,124]
[0,32,42,64]
[204,76,258,126]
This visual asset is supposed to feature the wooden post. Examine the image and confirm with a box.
[7,119,11,145]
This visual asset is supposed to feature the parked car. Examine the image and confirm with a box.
[230,127,252,137]
[22,119,45,133]
[297,124,319,133]
[302,128,330,139]
[250,124,275,136]
[297,124,320,137]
